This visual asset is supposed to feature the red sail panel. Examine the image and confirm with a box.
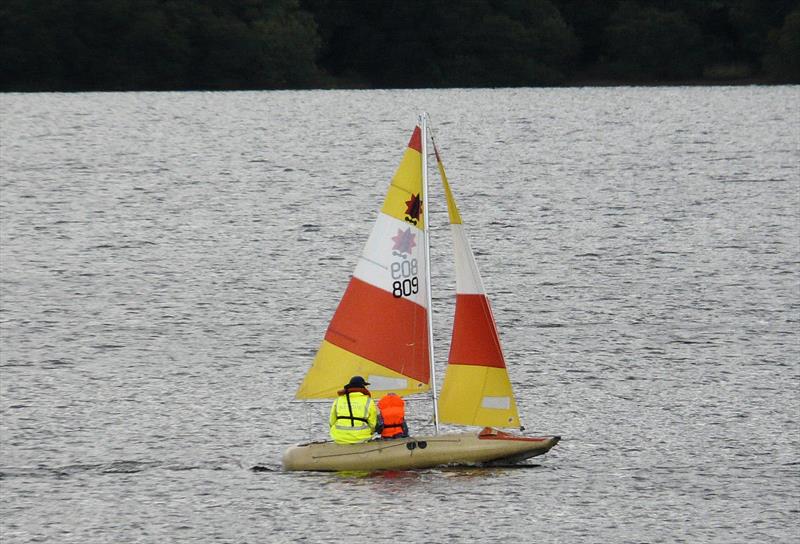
[407,126,422,152]
[325,277,430,383]
[448,294,506,368]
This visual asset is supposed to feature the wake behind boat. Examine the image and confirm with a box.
[283,114,559,471]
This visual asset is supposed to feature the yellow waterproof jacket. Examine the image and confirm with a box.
[329,389,378,444]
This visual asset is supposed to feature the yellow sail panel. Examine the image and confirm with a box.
[296,341,430,399]
[436,152,463,225]
[380,127,424,228]
[437,364,520,428]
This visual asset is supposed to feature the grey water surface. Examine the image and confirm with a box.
[1,87,798,543]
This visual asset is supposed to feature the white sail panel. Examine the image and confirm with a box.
[450,223,485,295]
[352,212,429,308]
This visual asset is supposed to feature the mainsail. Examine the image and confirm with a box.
[432,139,521,428]
[296,127,431,399]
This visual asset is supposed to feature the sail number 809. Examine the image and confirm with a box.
[391,259,418,298]
[392,277,418,298]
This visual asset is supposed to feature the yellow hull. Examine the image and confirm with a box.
[282,428,559,472]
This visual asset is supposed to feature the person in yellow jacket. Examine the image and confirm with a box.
[329,376,379,444]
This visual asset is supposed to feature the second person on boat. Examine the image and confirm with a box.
[377,393,409,438]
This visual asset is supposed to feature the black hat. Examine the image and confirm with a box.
[346,375,369,388]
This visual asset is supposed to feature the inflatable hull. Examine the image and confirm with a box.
[282,428,559,472]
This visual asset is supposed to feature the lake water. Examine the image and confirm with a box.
[1,87,798,543]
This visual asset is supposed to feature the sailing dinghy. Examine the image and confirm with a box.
[282,115,559,471]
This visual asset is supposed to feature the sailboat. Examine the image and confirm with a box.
[282,114,559,471]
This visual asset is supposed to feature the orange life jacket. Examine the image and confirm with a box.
[378,393,406,438]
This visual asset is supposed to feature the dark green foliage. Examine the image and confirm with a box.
[764,7,800,81]
[600,2,706,80]
[0,0,323,90]
[0,0,797,90]
[305,0,578,87]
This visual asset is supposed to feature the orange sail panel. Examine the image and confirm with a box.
[433,139,521,428]
[448,294,505,368]
[296,126,430,399]
[325,277,429,383]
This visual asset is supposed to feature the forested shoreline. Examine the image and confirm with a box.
[1,0,798,92]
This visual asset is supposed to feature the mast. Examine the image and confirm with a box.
[420,113,440,434]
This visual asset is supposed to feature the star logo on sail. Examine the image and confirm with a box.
[392,228,416,255]
[404,194,422,225]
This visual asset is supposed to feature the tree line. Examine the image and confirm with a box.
[1,0,798,91]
